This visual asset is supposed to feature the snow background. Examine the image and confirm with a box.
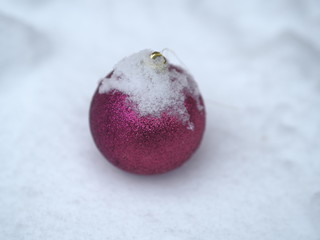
[1,0,320,239]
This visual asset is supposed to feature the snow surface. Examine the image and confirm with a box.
[0,0,320,239]
[99,49,203,130]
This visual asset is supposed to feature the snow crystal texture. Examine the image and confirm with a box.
[99,49,203,129]
[0,0,320,240]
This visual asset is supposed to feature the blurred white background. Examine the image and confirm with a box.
[1,0,320,239]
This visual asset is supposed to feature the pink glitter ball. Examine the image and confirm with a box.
[89,52,205,175]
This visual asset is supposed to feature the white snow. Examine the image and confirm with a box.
[99,49,203,129]
[0,0,320,240]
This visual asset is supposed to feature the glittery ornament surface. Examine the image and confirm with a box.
[90,60,205,174]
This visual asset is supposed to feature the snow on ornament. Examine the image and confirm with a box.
[89,49,205,174]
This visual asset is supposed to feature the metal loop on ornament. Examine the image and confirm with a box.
[150,51,167,65]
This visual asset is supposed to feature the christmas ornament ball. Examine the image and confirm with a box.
[89,50,205,175]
